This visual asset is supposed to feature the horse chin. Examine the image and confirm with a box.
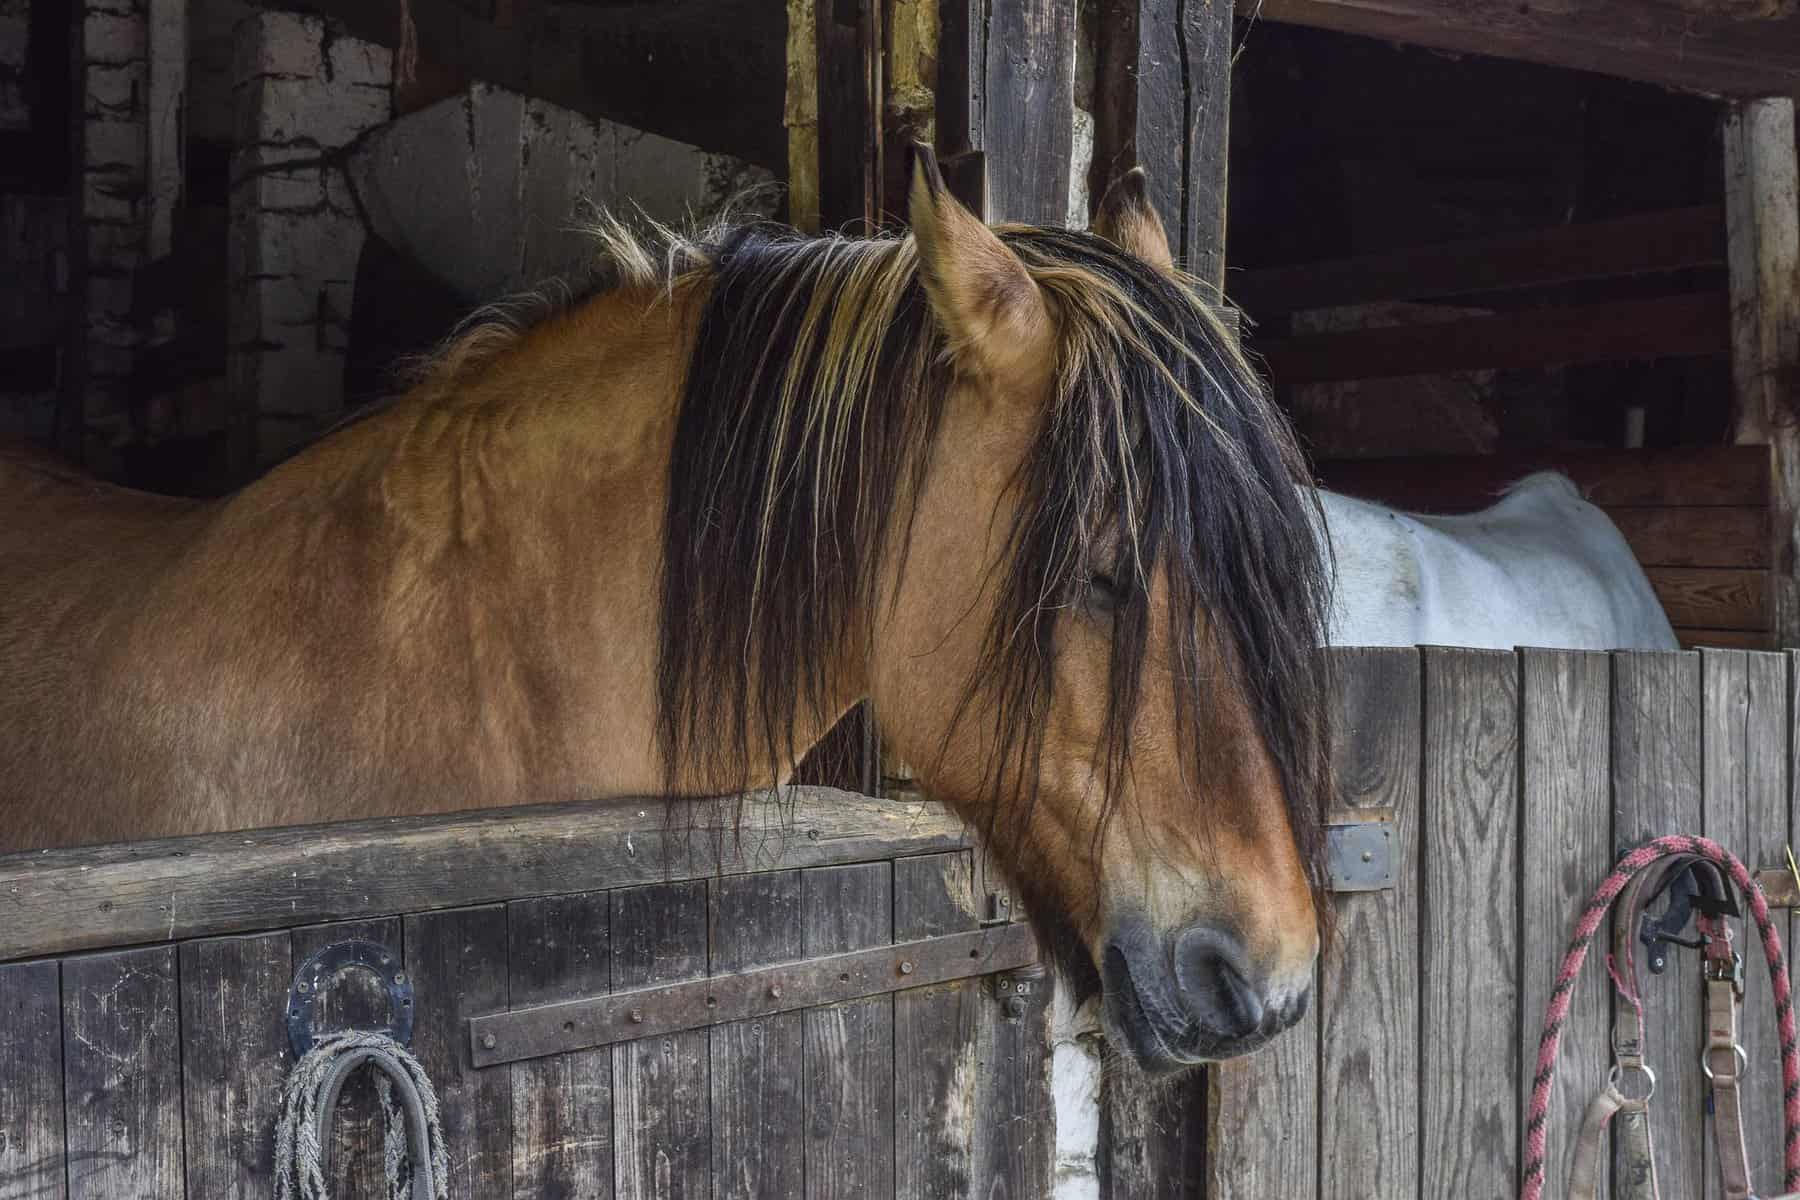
[1098,917,1285,1074]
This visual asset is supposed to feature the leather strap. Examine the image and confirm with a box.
[1707,975,1754,1200]
[1615,1101,1661,1200]
[1569,1085,1632,1200]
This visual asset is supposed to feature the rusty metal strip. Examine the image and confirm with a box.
[469,923,1038,1067]
[1756,868,1800,908]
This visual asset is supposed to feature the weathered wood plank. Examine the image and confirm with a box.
[0,960,64,1200]
[509,892,613,1200]
[1100,1077,1200,1200]
[1723,100,1800,650]
[290,917,405,1198]
[802,861,895,1200]
[1090,0,1231,282]
[406,906,512,1200]
[1422,648,1520,1198]
[975,956,1053,1200]
[62,948,184,1199]
[983,0,1074,225]
[711,870,805,1200]
[1206,985,1318,1200]
[1702,651,1790,1196]
[1609,507,1768,570]
[785,0,821,231]
[1520,649,1611,1199]
[1233,205,1724,316]
[180,933,292,1199]
[1257,292,1729,385]
[612,881,710,1200]
[893,851,982,1198]
[0,788,965,963]
[1245,0,1800,101]
[1612,650,1704,1200]
[1318,646,1421,1200]
[1315,446,1771,513]
[816,0,876,229]
[1647,567,1770,633]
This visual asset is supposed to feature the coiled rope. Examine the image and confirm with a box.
[1522,835,1800,1200]
[274,1031,449,1200]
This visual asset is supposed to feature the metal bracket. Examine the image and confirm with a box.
[469,923,1038,1068]
[1327,819,1395,892]
[285,939,413,1058]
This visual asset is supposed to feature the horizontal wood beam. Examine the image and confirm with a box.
[1232,206,1724,316]
[1258,293,1729,384]
[1675,627,1775,650]
[1647,567,1769,632]
[0,789,966,963]
[1244,0,1800,101]
[250,0,788,170]
[1608,506,1769,569]
[1314,446,1771,511]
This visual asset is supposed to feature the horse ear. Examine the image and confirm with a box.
[1092,168,1175,274]
[908,143,1053,381]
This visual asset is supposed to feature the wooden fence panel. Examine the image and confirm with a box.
[1612,651,1705,1199]
[1701,650,1791,1197]
[407,905,513,1200]
[612,881,711,1200]
[1423,648,1522,1198]
[0,960,64,1200]
[1319,646,1421,1200]
[509,892,614,1200]
[179,933,291,1199]
[62,947,185,1200]
[893,851,983,1198]
[290,917,405,1197]
[801,862,896,1200]
[1519,649,1613,1199]
[710,870,806,1200]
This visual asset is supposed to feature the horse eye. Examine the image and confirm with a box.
[1085,571,1124,612]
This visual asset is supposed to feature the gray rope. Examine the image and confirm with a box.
[275,1031,449,1200]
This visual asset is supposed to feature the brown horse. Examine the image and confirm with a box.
[0,150,1331,1070]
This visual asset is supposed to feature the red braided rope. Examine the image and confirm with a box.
[1520,835,1800,1200]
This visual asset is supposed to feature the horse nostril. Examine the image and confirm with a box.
[1173,926,1265,1039]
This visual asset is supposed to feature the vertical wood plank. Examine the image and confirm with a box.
[1702,650,1791,1196]
[1613,650,1704,1200]
[976,962,1053,1200]
[817,0,878,230]
[1422,647,1520,1199]
[711,870,805,1200]
[1318,646,1421,1200]
[406,905,513,1200]
[62,947,184,1200]
[1520,649,1612,1200]
[1090,0,1231,282]
[786,0,821,231]
[291,917,406,1198]
[0,960,64,1200]
[180,932,292,1199]
[983,0,1074,225]
[1100,1075,1200,1200]
[894,851,982,1198]
[612,880,711,1200]
[802,861,895,1200]
[1722,99,1799,648]
[509,892,613,1200]
[1205,984,1317,1200]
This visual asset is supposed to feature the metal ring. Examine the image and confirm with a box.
[1700,1043,1750,1082]
[1608,1062,1657,1101]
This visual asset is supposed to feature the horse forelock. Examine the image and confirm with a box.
[650,217,1334,937]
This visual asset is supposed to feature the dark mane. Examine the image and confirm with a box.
[655,220,1334,945]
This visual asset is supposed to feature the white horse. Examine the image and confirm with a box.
[1319,471,1679,651]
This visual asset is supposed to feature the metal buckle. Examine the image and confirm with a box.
[1705,949,1746,998]
[1608,1061,1657,1101]
[1701,1043,1749,1083]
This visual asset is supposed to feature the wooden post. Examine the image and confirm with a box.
[1091,0,1232,284]
[1723,98,1800,647]
[786,0,822,232]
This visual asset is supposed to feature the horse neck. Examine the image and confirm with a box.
[227,281,866,800]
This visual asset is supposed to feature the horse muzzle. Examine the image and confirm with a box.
[1100,912,1311,1073]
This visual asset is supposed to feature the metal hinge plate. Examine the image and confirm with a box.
[470,922,1038,1068]
[1328,820,1395,892]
